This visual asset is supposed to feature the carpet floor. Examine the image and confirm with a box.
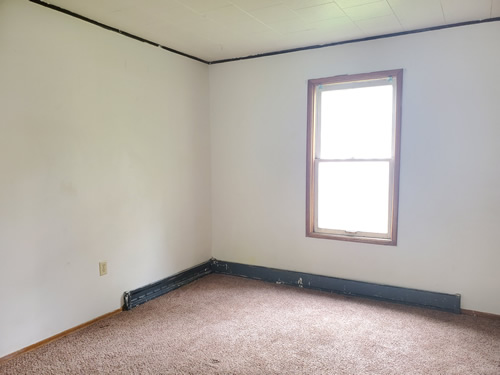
[1,274,500,374]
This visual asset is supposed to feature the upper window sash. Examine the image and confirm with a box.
[315,79,396,161]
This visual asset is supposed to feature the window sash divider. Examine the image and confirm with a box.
[315,158,392,163]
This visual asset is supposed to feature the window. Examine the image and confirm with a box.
[306,69,403,245]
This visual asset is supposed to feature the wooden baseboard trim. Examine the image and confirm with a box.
[461,309,500,320]
[0,308,122,364]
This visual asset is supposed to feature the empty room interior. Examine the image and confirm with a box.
[1,0,500,373]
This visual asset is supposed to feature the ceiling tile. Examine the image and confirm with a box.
[312,15,360,29]
[319,28,362,43]
[176,16,228,39]
[286,0,335,10]
[267,17,315,33]
[354,14,403,34]
[273,32,323,48]
[49,0,138,14]
[335,0,385,9]
[388,0,445,30]
[386,0,426,7]
[295,2,345,22]
[205,5,262,25]
[249,4,300,23]
[178,0,232,14]
[137,2,198,24]
[204,7,273,34]
[141,0,181,11]
[227,19,273,33]
[273,22,359,47]
[309,18,363,40]
[343,1,394,21]
[229,0,285,11]
[440,0,492,23]
[104,4,194,30]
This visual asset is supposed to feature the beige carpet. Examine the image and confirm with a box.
[2,274,500,374]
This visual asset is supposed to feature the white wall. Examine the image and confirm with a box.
[0,0,211,357]
[210,22,500,314]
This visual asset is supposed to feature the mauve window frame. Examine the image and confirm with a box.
[306,69,403,246]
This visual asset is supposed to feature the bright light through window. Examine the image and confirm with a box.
[317,161,390,234]
[306,70,403,245]
[320,85,393,159]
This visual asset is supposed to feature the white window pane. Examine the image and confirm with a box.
[317,161,390,234]
[320,85,393,159]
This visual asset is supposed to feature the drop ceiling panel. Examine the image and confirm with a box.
[42,0,498,62]
[267,17,314,33]
[248,4,300,24]
[343,1,394,21]
[229,0,284,11]
[294,3,345,22]
[335,0,386,8]
[355,14,403,35]
[441,0,492,23]
[180,0,232,13]
[48,0,138,14]
[287,0,338,10]
[388,0,445,30]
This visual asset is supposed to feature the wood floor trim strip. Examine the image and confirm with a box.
[0,308,122,364]
[461,309,500,320]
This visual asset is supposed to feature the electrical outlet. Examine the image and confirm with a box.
[99,261,107,276]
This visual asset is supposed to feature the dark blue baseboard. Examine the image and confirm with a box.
[211,260,461,314]
[123,260,212,310]
[123,258,461,314]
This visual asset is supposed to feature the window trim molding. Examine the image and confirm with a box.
[306,69,403,246]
